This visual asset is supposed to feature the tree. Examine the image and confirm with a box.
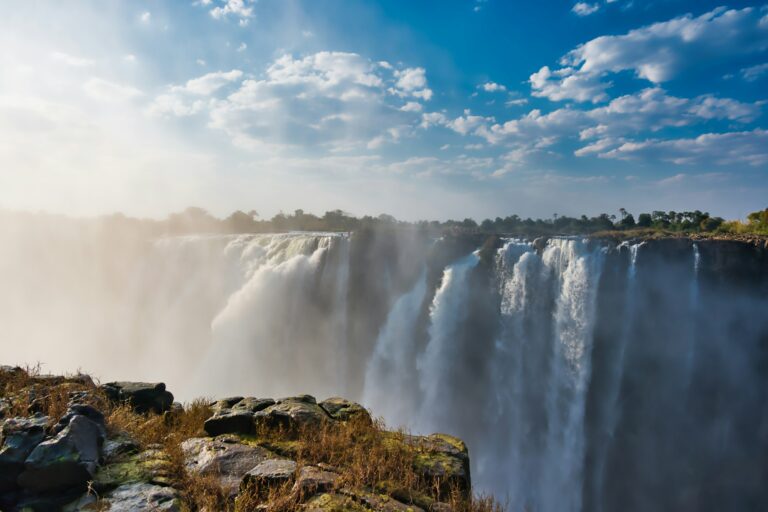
[637,213,652,227]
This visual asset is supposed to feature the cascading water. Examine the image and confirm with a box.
[362,268,428,423]
[3,222,768,511]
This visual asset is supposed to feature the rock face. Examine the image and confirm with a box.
[17,414,105,492]
[407,433,471,498]
[101,381,174,414]
[0,415,48,492]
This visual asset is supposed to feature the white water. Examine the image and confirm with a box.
[482,238,606,510]
[363,268,428,423]
[4,222,768,510]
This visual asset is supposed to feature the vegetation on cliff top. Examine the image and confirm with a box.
[6,206,767,240]
[0,365,503,511]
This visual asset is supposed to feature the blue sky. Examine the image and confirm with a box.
[1,0,767,220]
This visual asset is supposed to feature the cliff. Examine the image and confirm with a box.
[0,366,494,512]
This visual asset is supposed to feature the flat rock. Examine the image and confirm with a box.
[18,414,104,493]
[0,415,48,492]
[102,482,180,511]
[94,447,175,491]
[181,436,275,495]
[319,397,371,424]
[293,465,339,498]
[241,458,297,496]
[338,488,425,512]
[101,381,174,414]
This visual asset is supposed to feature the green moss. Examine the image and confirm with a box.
[303,493,368,511]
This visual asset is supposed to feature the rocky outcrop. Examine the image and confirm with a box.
[1,370,474,511]
[0,415,48,492]
[100,381,174,414]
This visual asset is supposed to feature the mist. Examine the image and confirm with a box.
[2,211,767,509]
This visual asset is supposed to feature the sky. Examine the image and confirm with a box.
[0,0,767,221]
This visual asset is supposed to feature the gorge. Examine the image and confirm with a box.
[1,221,767,511]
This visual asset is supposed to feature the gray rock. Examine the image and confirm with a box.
[241,458,297,495]
[204,397,275,436]
[181,436,275,496]
[253,396,330,435]
[292,465,339,497]
[338,488,425,512]
[319,397,371,423]
[0,415,48,492]
[103,482,180,511]
[18,414,104,493]
[102,436,141,461]
[101,381,174,414]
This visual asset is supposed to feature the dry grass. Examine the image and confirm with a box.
[2,370,505,511]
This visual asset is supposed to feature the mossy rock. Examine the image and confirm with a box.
[93,448,175,491]
[303,493,369,511]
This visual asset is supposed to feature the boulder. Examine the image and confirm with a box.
[204,397,275,436]
[18,414,104,493]
[293,465,339,498]
[94,447,175,491]
[406,433,470,500]
[319,397,371,424]
[100,381,174,414]
[182,436,275,496]
[253,396,330,435]
[338,488,425,512]
[98,482,180,511]
[0,414,48,492]
[241,458,297,496]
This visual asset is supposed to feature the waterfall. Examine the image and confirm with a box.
[482,238,606,511]
[362,268,428,425]
[684,242,702,387]
[191,233,351,399]
[590,240,643,512]
[3,222,768,510]
[416,252,481,433]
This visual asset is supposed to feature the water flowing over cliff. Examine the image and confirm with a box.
[2,226,767,511]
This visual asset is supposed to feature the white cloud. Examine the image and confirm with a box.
[530,65,610,103]
[533,7,768,103]
[237,42,247,52]
[505,98,528,107]
[176,69,243,95]
[140,11,151,23]
[741,62,768,81]
[400,101,423,112]
[209,0,254,22]
[392,67,433,100]
[480,81,507,92]
[148,70,243,116]
[196,59,207,66]
[51,52,94,67]
[150,52,434,151]
[83,78,143,102]
[123,54,137,63]
[572,2,600,16]
[598,129,768,166]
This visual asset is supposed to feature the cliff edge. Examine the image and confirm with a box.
[0,366,495,512]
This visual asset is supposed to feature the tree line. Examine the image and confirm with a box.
[143,206,768,237]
